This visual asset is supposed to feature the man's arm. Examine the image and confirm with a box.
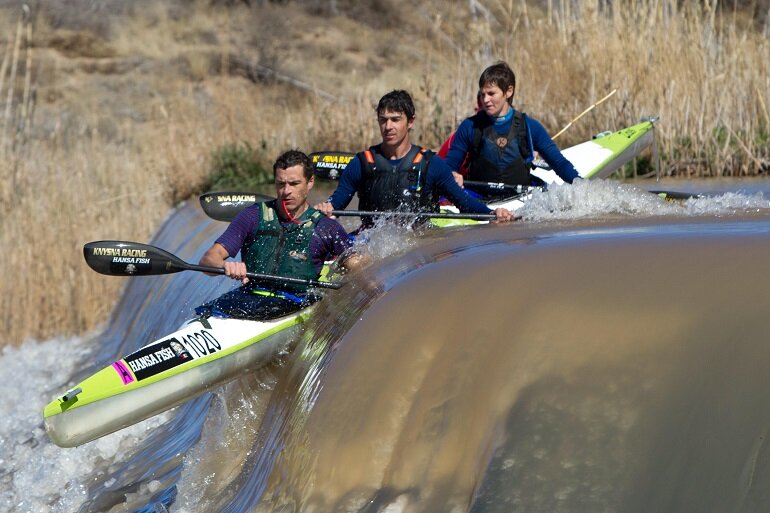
[309,218,352,271]
[198,204,261,284]
[528,117,580,183]
[428,156,513,222]
[442,119,475,172]
[199,242,250,285]
[438,131,465,187]
[310,217,371,273]
[315,155,363,215]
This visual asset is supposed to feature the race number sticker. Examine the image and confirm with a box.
[176,330,222,359]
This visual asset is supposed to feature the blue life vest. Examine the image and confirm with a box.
[468,110,533,186]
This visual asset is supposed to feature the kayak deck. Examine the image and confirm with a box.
[44,307,314,448]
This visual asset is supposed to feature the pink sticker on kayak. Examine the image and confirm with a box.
[112,361,134,385]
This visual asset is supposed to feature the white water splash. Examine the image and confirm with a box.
[519,180,770,220]
[0,336,172,513]
[350,218,422,262]
[681,190,770,215]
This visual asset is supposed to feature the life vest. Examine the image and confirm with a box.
[242,201,323,293]
[467,110,533,186]
[356,144,438,226]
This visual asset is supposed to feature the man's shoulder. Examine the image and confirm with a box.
[314,215,346,232]
[341,153,364,177]
[426,152,452,174]
[312,216,352,251]
[356,144,383,159]
[230,201,264,221]
[523,115,550,139]
[455,114,484,140]
[467,111,489,127]
[451,114,474,132]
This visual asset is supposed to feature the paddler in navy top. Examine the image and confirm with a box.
[314,89,514,227]
[443,61,580,190]
[199,149,356,296]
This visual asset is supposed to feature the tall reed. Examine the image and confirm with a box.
[397,0,769,176]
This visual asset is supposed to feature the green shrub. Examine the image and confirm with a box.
[205,142,272,191]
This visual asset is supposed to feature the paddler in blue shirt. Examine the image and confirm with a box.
[197,150,361,318]
[313,89,514,228]
[443,61,580,192]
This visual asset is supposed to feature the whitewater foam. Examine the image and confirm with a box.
[0,335,172,513]
[519,180,770,220]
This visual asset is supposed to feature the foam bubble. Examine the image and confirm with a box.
[519,180,770,220]
[0,336,172,513]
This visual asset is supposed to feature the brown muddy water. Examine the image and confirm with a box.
[2,178,770,513]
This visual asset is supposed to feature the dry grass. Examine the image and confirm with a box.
[0,0,768,344]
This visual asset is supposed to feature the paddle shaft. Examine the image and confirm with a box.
[463,180,535,194]
[552,89,617,141]
[83,240,341,289]
[177,262,341,289]
[199,192,506,222]
[330,210,498,220]
[648,190,701,201]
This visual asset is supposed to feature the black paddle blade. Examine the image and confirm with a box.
[83,241,185,276]
[649,190,701,202]
[199,192,271,222]
[310,151,355,179]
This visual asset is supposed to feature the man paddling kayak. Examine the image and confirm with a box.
[314,90,514,229]
[443,61,579,191]
[197,150,357,318]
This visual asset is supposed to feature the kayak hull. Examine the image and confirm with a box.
[44,310,312,448]
[532,119,656,184]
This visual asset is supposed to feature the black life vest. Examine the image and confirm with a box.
[468,110,532,186]
[357,144,438,227]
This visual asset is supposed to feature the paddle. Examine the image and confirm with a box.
[551,89,618,141]
[199,191,273,222]
[309,151,355,180]
[83,240,342,290]
[332,210,499,220]
[463,180,538,195]
[649,190,702,201]
[198,191,504,223]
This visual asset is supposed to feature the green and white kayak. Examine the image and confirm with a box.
[532,118,656,184]
[44,301,314,448]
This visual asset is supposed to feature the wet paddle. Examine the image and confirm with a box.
[83,240,342,290]
[333,210,498,220]
[648,190,702,201]
[309,150,355,179]
[198,192,503,223]
[463,181,539,195]
[198,191,273,222]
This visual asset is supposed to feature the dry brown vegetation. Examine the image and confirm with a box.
[0,0,768,344]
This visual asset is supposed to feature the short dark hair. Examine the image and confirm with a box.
[376,90,415,119]
[479,61,516,104]
[273,149,312,180]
